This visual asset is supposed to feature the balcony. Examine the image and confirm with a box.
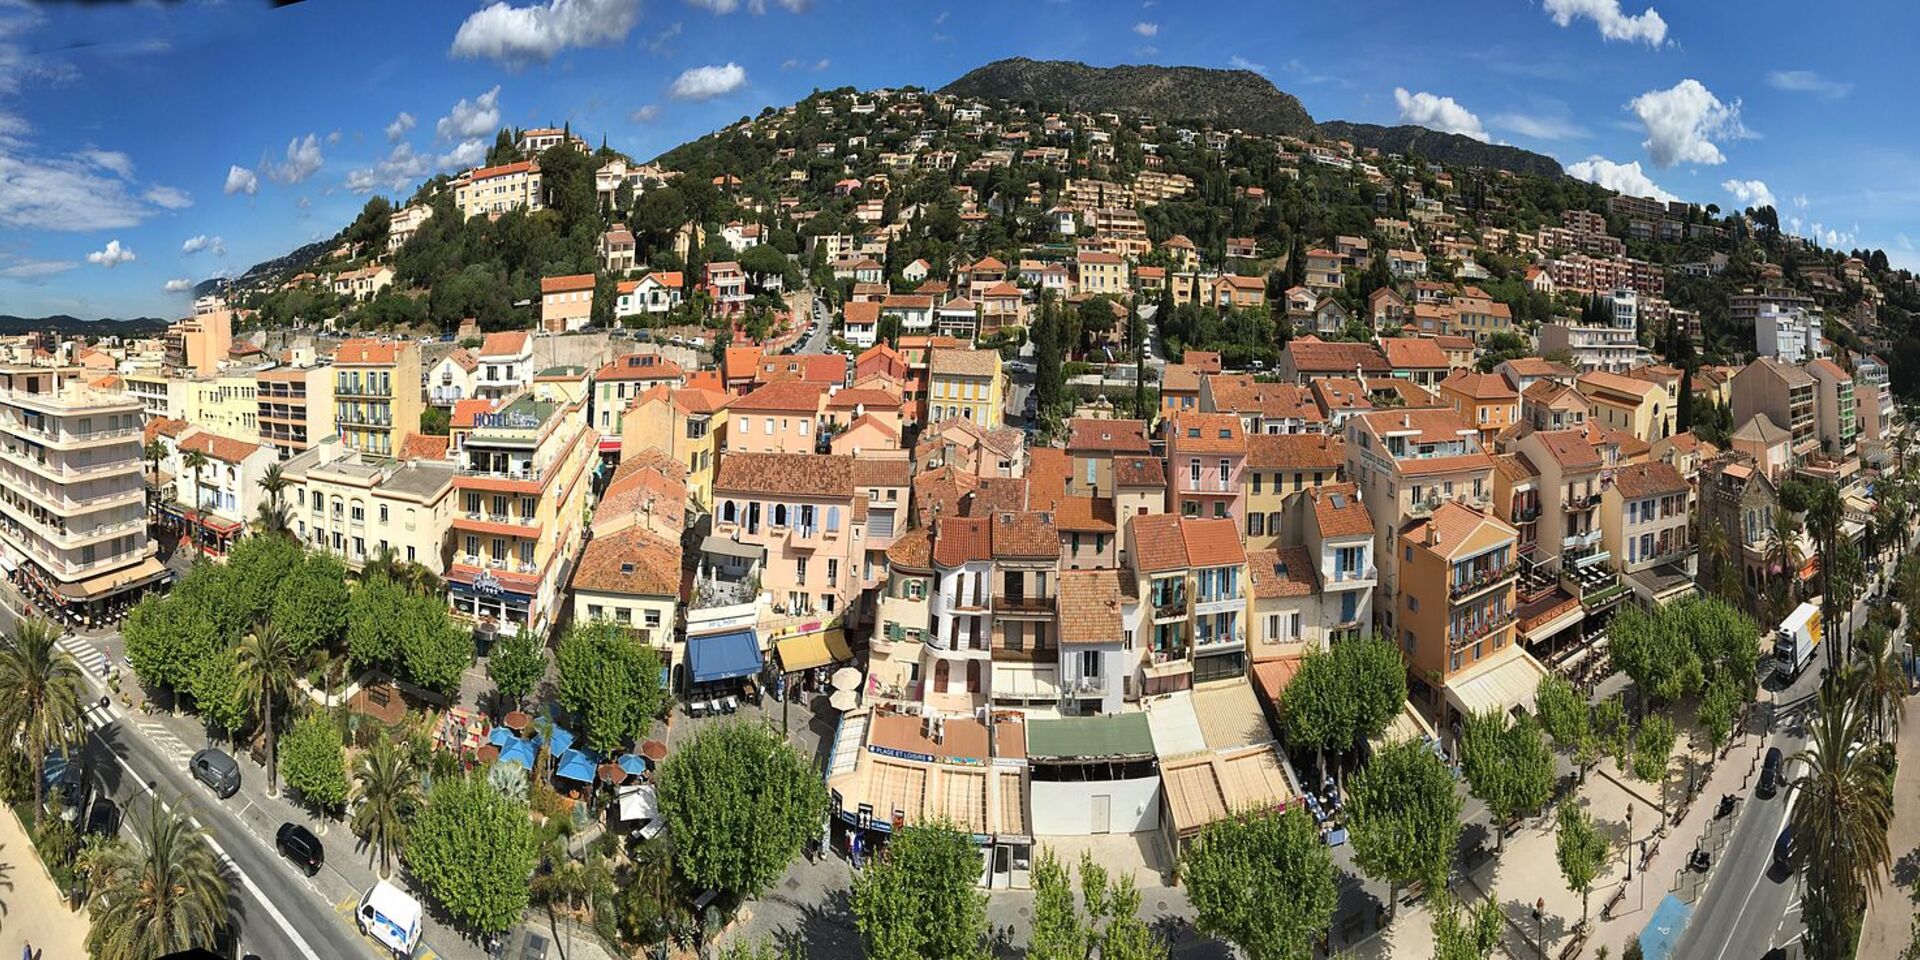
[1408,496,1441,519]
[1193,629,1245,653]
[1449,611,1518,648]
[1142,648,1193,679]
[994,593,1057,615]
[456,464,546,484]
[1561,529,1603,551]
[336,381,392,399]
[1513,505,1541,523]
[1068,673,1109,697]
[337,410,393,428]
[1328,565,1377,586]
[1449,562,1518,601]
[0,445,142,482]
[1152,598,1187,622]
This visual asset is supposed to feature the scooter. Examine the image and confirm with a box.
[1688,847,1712,872]
[1715,793,1736,819]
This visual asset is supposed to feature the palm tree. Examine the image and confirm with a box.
[351,732,422,878]
[1766,506,1805,613]
[0,617,85,827]
[84,796,231,960]
[1851,625,1907,741]
[1806,481,1846,668]
[181,448,209,552]
[235,622,298,797]
[1790,682,1894,957]
[142,437,167,516]
[1696,516,1738,605]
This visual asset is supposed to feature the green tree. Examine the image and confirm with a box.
[278,710,348,813]
[346,573,410,668]
[1791,683,1894,958]
[1459,710,1555,850]
[487,628,546,714]
[352,731,422,879]
[1556,803,1609,924]
[421,406,451,436]
[193,641,249,737]
[1347,738,1463,920]
[406,772,538,935]
[84,797,231,960]
[1027,848,1090,960]
[554,621,666,754]
[851,822,989,960]
[0,618,84,827]
[272,553,350,657]
[1430,895,1505,960]
[224,532,302,623]
[236,623,300,797]
[1183,806,1336,960]
[657,720,825,898]
[1631,714,1676,785]
[1851,623,1907,740]
[1535,673,1595,774]
[1279,634,1407,774]
[396,593,471,697]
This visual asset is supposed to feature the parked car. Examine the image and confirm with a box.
[190,748,240,799]
[84,797,120,838]
[1758,746,1783,799]
[276,822,324,876]
[1772,825,1795,874]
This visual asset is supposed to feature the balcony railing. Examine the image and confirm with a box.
[1513,505,1541,523]
[1193,629,1245,651]
[1330,565,1378,584]
[1152,599,1187,621]
[1069,674,1108,696]
[457,465,546,483]
[1449,611,1518,647]
[1449,562,1518,600]
[994,594,1057,613]
[1562,529,1603,551]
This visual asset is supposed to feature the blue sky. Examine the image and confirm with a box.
[2,0,1916,319]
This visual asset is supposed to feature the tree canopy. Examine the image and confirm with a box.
[656,720,825,898]
[1182,807,1336,960]
[851,822,989,960]
[554,621,667,754]
[405,773,538,935]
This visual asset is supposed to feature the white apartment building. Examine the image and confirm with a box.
[0,367,160,620]
[1754,303,1826,365]
[453,161,545,221]
[1537,288,1648,372]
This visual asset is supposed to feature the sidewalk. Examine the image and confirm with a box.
[1857,691,1920,957]
[0,806,90,959]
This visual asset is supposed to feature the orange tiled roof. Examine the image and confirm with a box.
[1248,547,1318,599]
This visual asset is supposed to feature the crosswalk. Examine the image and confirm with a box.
[57,632,112,677]
[132,717,196,766]
[81,697,122,730]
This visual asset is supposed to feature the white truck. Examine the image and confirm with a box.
[1775,599,1823,679]
[356,880,423,958]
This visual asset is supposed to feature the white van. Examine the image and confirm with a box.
[356,881,423,957]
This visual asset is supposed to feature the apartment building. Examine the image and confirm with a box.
[1602,461,1695,606]
[427,349,477,407]
[985,511,1066,708]
[1057,567,1138,715]
[163,429,273,557]
[1437,371,1520,446]
[711,452,868,627]
[540,275,595,334]
[120,369,185,420]
[181,374,262,443]
[1578,370,1672,444]
[1064,418,1151,498]
[1396,502,1544,727]
[446,393,595,636]
[722,380,825,455]
[1537,289,1647,372]
[1513,429,1611,571]
[1242,433,1345,549]
[333,339,422,458]
[285,438,456,574]
[388,203,433,253]
[1730,358,1818,461]
[474,331,534,400]
[454,161,544,220]
[927,348,1004,426]
[255,365,335,457]
[1165,413,1247,523]
[1129,514,1249,692]
[165,307,232,376]
[1300,483,1375,642]
[0,366,160,620]
[1344,407,1495,634]
[571,525,682,661]
[1806,358,1858,462]
[1075,252,1129,296]
[620,386,726,509]
[591,352,687,432]
[1754,304,1825,364]
[1246,546,1325,659]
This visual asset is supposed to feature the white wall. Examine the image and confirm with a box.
[1030,776,1161,836]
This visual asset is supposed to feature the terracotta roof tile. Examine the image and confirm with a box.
[1130,513,1189,572]
[887,527,933,569]
[1612,461,1688,499]
[727,379,826,414]
[931,515,993,566]
[853,457,912,487]
[1248,547,1318,599]
[479,331,530,357]
[1286,340,1390,376]
[539,273,594,294]
[571,526,682,598]
[1379,337,1449,369]
[1246,433,1344,471]
[179,428,262,464]
[990,511,1061,559]
[1440,369,1519,401]
[398,433,451,461]
[1114,456,1166,487]
[714,452,854,498]
[1166,412,1246,454]
[1066,418,1151,453]
[1307,482,1372,538]
[1058,569,1129,645]
[1533,429,1603,471]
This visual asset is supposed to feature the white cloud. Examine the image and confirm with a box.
[1808,222,1855,250]
[326,130,342,146]
[1132,21,1158,37]
[1897,233,1914,252]
[1542,0,1667,47]
[144,185,192,209]
[0,150,159,231]
[669,63,748,101]
[686,0,811,12]
[437,86,502,141]
[163,278,193,293]
[1767,70,1851,99]
[265,133,325,184]
[85,239,135,268]
[0,259,77,281]
[181,234,226,256]
[346,142,437,194]
[1566,156,1677,203]
[1721,178,1775,210]
[1227,55,1267,74]
[1393,88,1489,142]
[1792,194,1809,209]
[385,111,416,142]
[1491,112,1589,142]
[781,57,830,72]
[437,139,489,172]
[1630,79,1749,168]
[77,148,134,179]
[223,164,258,196]
[630,104,663,123]
[451,0,642,66]
[646,21,683,53]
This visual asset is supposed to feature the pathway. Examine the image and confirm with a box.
[1857,691,1920,958]
[0,807,90,959]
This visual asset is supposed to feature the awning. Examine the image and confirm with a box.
[1444,643,1550,720]
[617,783,659,822]
[989,663,1059,701]
[776,629,852,672]
[58,556,171,602]
[688,628,762,683]
[598,436,624,453]
[554,748,599,783]
[700,535,766,561]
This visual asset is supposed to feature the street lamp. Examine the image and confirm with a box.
[1533,897,1545,959]
[1625,804,1634,880]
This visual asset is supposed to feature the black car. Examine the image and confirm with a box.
[275,822,323,876]
[84,797,121,838]
[1772,825,1796,874]
[1758,746,1783,799]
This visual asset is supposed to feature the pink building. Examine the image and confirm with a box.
[721,380,825,455]
[1164,412,1248,523]
[711,453,867,620]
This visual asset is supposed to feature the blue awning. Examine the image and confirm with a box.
[554,748,599,783]
[688,629,762,684]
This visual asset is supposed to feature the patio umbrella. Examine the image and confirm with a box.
[618,754,650,778]
[503,710,532,733]
[477,744,500,764]
[829,688,859,712]
[832,666,862,690]
[598,763,627,785]
[640,740,668,762]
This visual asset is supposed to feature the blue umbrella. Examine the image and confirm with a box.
[618,754,649,777]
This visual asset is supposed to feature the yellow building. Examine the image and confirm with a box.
[181,373,263,443]
[1396,501,1545,725]
[283,437,456,574]
[446,392,595,637]
[927,347,1004,426]
[619,384,727,509]
[1578,370,1671,444]
[333,339,422,458]
[1242,433,1345,549]
[453,160,544,220]
[1075,252,1129,297]
[120,367,185,420]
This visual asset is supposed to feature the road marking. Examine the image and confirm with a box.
[58,632,112,677]
[83,707,324,960]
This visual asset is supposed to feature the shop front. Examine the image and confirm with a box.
[158,501,245,558]
[11,551,171,628]
[448,566,536,646]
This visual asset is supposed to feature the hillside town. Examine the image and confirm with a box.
[6,67,1920,960]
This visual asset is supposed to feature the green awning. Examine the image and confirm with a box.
[1026,714,1155,760]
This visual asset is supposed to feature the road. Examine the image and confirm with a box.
[1669,564,1894,960]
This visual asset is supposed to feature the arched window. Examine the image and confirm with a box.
[721,500,737,524]
[826,506,841,532]
[773,504,788,526]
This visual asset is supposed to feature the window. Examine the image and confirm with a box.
[645,609,662,628]
[1189,459,1200,485]
[827,559,839,587]
[378,504,389,524]
[826,506,841,532]
[464,535,479,557]
[1248,513,1265,537]
[588,605,604,621]
[763,418,773,435]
